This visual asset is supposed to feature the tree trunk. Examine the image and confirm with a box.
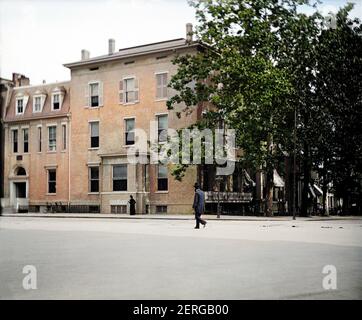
[301,142,310,217]
[322,180,327,216]
[264,165,274,217]
[342,190,349,216]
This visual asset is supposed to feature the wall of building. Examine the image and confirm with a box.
[69,48,199,214]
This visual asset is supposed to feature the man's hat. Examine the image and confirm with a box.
[194,182,200,188]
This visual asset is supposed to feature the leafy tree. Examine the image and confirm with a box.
[168,0,312,216]
[312,5,362,215]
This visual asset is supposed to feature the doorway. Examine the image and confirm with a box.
[15,182,26,198]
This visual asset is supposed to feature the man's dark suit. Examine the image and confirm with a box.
[193,188,207,228]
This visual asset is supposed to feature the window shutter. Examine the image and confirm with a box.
[85,84,89,107]
[98,82,103,106]
[134,78,139,102]
[119,80,124,104]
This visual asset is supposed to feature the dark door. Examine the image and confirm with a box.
[15,182,26,198]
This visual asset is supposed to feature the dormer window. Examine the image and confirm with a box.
[16,99,24,114]
[15,93,29,115]
[34,96,41,112]
[32,90,47,113]
[51,87,65,111]
[53,94,60,110]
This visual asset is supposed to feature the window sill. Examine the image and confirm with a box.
[88,192,100,195]
[123,144,135,148]
[155,191,169,194]
[88,147,99,151]
[47,151,57,154]
[108,191,129,194]
[46,193,57,196]
[120,101,139,106]
[84,106,103,109]
[155,98,168,102]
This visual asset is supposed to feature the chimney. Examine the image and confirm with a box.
[108,39,115,55]
[186,23,193,43]
[12,73,30,87]
[81,49,90,60]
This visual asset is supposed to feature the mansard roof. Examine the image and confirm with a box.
[4,81,70,122]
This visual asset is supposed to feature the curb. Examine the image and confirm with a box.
[1,213,361,222]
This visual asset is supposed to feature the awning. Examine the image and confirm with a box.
[313,184,323,196]
[273,169,285,187]
[243,170,256,187]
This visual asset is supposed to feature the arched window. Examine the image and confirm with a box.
[16,167,26,176]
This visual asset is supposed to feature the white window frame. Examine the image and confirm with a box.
[124,117,135,146]
[33,95,42,113]
[119,76,139,105]
[22,127,29,153]
[51,93,61,111]
[15,97,24,115]
[112,164,128,192]
[89,120,100,149]
[87,81,103,108]
[47,125,57,152]
[156,113,168,144]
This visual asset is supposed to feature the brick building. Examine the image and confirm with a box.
[1,25,256,214]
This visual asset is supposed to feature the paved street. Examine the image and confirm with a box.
[0,216,361,299]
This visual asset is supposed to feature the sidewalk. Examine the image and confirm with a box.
[1,212,361,221]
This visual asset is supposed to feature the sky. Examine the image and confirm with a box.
[0,0,361,85]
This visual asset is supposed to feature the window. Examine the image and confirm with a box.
[89,166,99,193]
[23,128,29,153]
[125,118,135,145]
[53,94,60,110]
[48,126,57,151]
[16,99,24,114]
[48,169,56,194]
[12,129,18,153]
[120,78,139,104]
[89,83,99,107]
[157,165,168,191]
[157,114,168,143]
[90,122,99,148]
[156,205,167,213]
[156,73,168,99]
[38,127,42,152]
[112,164,127,191]
[34,96,41,112]
[110,205,127,214]
[62,124,67,150]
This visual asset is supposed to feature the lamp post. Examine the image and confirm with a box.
[215,175,223,218]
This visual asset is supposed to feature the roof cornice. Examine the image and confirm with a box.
[63,41,202,69]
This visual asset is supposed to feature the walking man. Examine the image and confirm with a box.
[193,182,207,229]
